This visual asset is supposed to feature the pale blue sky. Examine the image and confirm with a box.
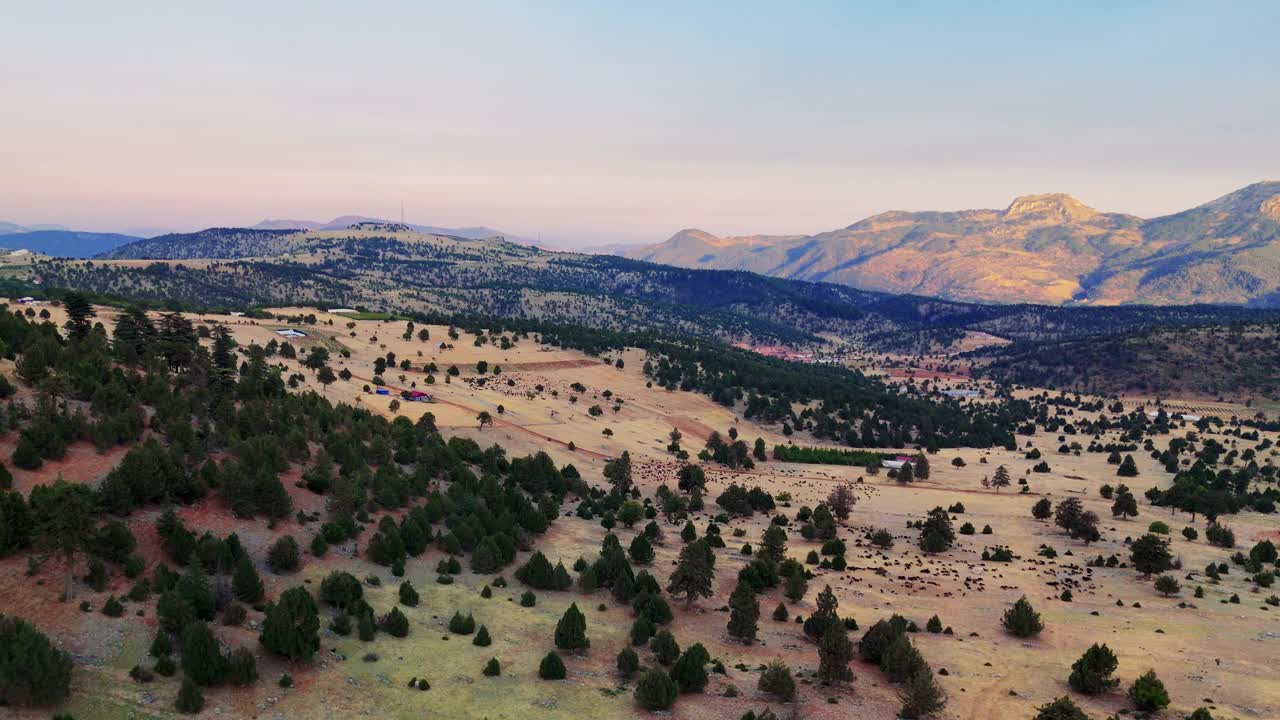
[2,1,1277,245]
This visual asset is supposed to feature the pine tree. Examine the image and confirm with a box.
[62,291,95,342]
[880,634,927,683]
[898,667,947,719]
[783,566,808,602]
[629,534,654,564]
[381,607,410,638]
[757,659,796,701]
[1111,486,1139,518]
[150,630,173,658]
[226,647,258,687]
[232,555,264,603]
[260,586,320,661]
[817,622,854,684]
[992,465,1012,492]
[912,452,931,480]
[0,615,73,707]
[670,643,710,693]
[634,667,677,710]
[1068,643,1119,695]
[603,451,633,496]
[652,629,680,665]
[399,580,419,607]
[1130,534,1173,577]
[539,651,566,679]
[1001,596,1043,637]
[726,582,759,643]
[804,584,840,640]
[918,506,954,554]
[858,617,905,663]
[554,603,590,650]
[177,558,216,621]
[180,621,228,686]
[667,539,715,606]
[1128,670,1169,712]
[616,647,640,677]
[761,524,787,563]
[175,677,205,714]
[1117,454,1139,477]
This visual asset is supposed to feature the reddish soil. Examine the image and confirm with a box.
[0,436,132,494]
[664,414,716,442]
[350,372,610,460]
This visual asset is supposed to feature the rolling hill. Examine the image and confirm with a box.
[250,215,537,245]
[3,224,1266,352]
[625,182,1280,307]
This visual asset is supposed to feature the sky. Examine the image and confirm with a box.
[2,1,1278,246]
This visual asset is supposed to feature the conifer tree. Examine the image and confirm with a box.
[817,622,854,685]
[260,586,320,661]
[232,555,264,603]
[1001,596,1043,637]
[180,621,228,686]
[726,581,759,643]
[554,602,590,650]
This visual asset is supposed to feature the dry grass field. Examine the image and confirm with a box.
[1,301,1276,720]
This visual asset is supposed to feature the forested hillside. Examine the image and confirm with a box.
[975,321,1280,401]
[15,227,1278,352]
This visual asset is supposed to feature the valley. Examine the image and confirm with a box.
[0,298,1275,720]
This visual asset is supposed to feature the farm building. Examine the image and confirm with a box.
[881,454,917,470]
[274,328,307,338]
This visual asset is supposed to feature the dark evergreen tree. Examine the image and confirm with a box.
[1001,596,1043,637]
[175,676,205,714]
[232,555,264,603]
[180,621,228,686]
[0,614,73,707]
[761,524,787,564]
[1068,643,1119,695]
[667,539,714,605]
[634,666,677,710]
[898,667,947,719]
[757,659,796,701]
[226,647,258,687]
[652,629,680,665]
[1130,533,1173,577]
[670,643,709,693]
[260,586,320,661]
[726,581,759,643]
[617,646,640,677]
[554,603,590,651]
[539,651,567,679]
[1128,670,1169,712]
[817,622,854,685]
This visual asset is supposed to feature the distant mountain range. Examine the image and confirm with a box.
[623,182,1280,307]
[0,214,539,258]
[0,221,142,258]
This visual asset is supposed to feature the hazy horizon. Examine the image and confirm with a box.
[4,2,1278,247]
